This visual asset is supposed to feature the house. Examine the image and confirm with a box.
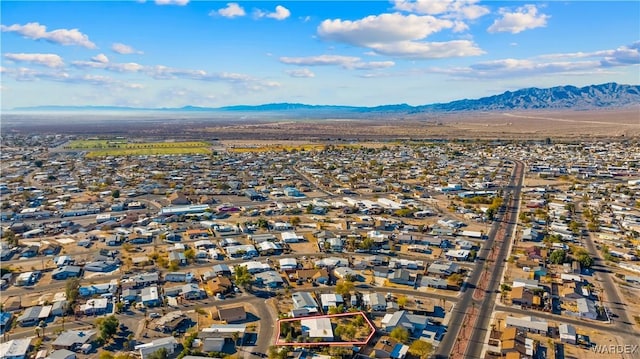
[181,283,206,300]
[213,264,232,276]
[80,298,108,315]
[314,257,348,268]
[444,249,470,261]
[295,268,329,284]
[15,271,40,286]
[225,244,258,259]
[152,311,188,333]
[168,251,187,266]
[364,293,387,311]
[426,261,460,278]
[52,330,97,351]
[198,324,247,351]
[301,317,333,341]
[373,266,391,279]
[372,336,410,359]
[505,316,548,335]
[51,301,68,317]
[135,337,178,359]
[83,261,118,273]
[122,272,159,289]
[522,227,543,242]
[388,269,415,286]
[216,305,246,323]
[164,272,191,283]
[279,258,298,272]
[513,278,541,290]
[0,311,13,333]
[0,338,32,359]
[576,298,598,320]
[281,231,302,243]
[249,233,277,244]
[559,324,576,345]
[254,270,284,288]
[51,266,82,280]
[140,286,161,307]
[380,310,429,335]
[511,287,536,307]
[168,192,190,205]
[420,276,448,289]
[291,292,319,314]
[17,306,51,327]
[320,293,344,311]
[334,267,358,281]
[256,241,283,255]
[46,349,76,359]
[500,327,529,357]
[205,277,233,296]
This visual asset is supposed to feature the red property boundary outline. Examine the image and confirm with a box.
[275,311,377,346]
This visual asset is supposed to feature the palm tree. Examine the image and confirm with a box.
[231,331,240,353]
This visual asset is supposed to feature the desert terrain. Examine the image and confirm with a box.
[2,109,638,141]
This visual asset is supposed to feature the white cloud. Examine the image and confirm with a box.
[215,3,246,18]
[155,0,189,5]
[285,68,315,78]
[279,55,395,70]
[111,43,143,55]
[488,4,549,34]
[91,53,109,64]
[146,65,280,91]
[318,13,453,46]
[0,22,97,49]
[317,12,483,59]
[427,42,640,79]
[255,5,291,20]
[370,40,484,59]
[2,65,146,90]
[72,58,145,73]
[393,0,489,20]
[4,53,64,68]
[538,42,640,67]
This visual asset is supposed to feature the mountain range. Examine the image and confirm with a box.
[12,82,640,114]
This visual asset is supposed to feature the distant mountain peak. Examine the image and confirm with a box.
[11,82,639,114]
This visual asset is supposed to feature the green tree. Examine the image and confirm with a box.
[409,339,434,359]
[289,216,301,227]
[111,189,120,199]
[447,273,464,287]
[549,250,566,264]
[335,280,354,297]
[2,229,18,247]
[328,305,344,314]
[147,348,168,359]
[576,252,594,268]
[390,326,410,344]
[234,265,253,288]
[65,277,80,311]
[96,315,119,343]
[358,237,374,250]
[34,160,43,168]
[168,260,180,271]
[184,248,196,263]
[397,295,408,308]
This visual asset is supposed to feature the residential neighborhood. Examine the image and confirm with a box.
[1,135,639,359]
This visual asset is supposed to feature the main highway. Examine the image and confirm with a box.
[434,160,525,359]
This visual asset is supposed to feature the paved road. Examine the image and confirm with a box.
[465,160,525,359]
[433,161,521,359]
[581,216,636,331]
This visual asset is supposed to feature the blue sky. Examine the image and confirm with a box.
[1,0,639,109]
